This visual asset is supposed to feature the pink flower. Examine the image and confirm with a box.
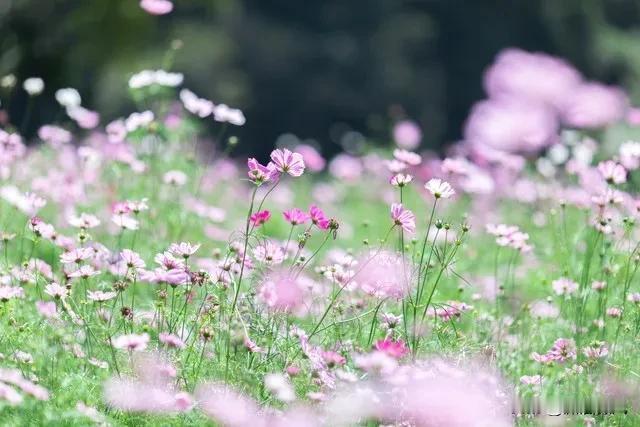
[45,283,68,299]
[270,148,306,177]
[597,160,627,185]
[552,277,578,296]
[253,241,285,265]
[390,203,415,233]
[295,144,325,172]
[390,173,413,187]
[374,338,409,359]
[66,106,100,129]
[159,333,186,349]
[257,269,306,314]
[283,208,309,226]
[309,205,330,230]
[393,120,422,149]
[464,98,558,155]
[87,291,117,303]
[120,249,146,270]
[247,158,279,185]
[547,338,576,362]
[112,333,149,351]
[560,82,628,128]
[321,351,346,368]
[250,210,271,227]
[354,250,413,299]
[484,48,582,110]
[393,149,422,166]
[140,0,173,15]
[196,383,262,426]
[35,301,57,318]
[169,242,200,258]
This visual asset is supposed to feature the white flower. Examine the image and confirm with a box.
[55,88,81,107]
[424,178,455,199]
[23,77,44,96]
[128,69,183,89]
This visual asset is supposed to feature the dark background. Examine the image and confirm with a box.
[1,0,640,159]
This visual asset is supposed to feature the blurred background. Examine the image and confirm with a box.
[1,0,639,159]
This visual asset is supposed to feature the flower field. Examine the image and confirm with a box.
[2,5,640,427]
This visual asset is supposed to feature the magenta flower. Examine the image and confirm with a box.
[247,158,279,185]
[283,208,310,226]
[374,338,409,359]
[269,148,306,177]
[250,210,271,227]
[390,203,415,233]
[309,205,330,230]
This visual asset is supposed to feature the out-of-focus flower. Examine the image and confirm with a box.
[23,77,44,96]
[112,333,150,351]
[560,82,628,128]
[597,160,627,185]
[373,338,409,359]
[464,98,558,155]
[250,210,271,227]
[484,48,582,110]
[295,144,325,172]
[392,120,422,150]
[140,0,173,15]
[55,88,81,107]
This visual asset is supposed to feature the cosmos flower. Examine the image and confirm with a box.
[424,178,455,199]
[250,210,271,227]
[283,208,310,226]
[111,333,150,352]
[270,148,306,177]
[390,203,415,233]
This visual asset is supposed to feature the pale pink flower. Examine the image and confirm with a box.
[169,242,200,258]
[424,178,455,199]
[112,333,150,351]
[120,249,146,270]
[0,286,24,301]
[35,301,57,318]
[560,82,628,128]
[390,203,415,233]
[68,213,101,229]
[67,106,100,129]
[196,383,262,426]
[257,269,306,314]
[264,373,296,402]
[606,307,622,318]
[253,241,286,265]
[520,375,542,385]
[389,173,413,187]
[547,338,576,362]
[295,144,325,172]
[270,148,305,177]
[464,98,558,154]
[484,48,582,110]
[112,214,139,230]
[60,247,93,264]
[353,250,413,299]
[392,120,422,149]
[597,160,627,185]
[552,277,578,296]
[140,0,173,15]
[393,149,422,166]
[159,332,186,349]
[45,282,68,299]
[163,170,188,186]
[68,265,99,279]
[87,290,117,303]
